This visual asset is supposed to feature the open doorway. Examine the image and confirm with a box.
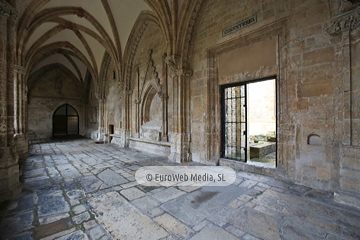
[53,104,79,137]
[221,78,276,168]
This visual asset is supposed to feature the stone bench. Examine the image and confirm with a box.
[250,142,276,158]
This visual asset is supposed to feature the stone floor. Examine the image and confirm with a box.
[0,139,360,240]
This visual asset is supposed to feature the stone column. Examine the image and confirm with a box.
[167,55,192,162]
[0,0,22,202]
[14,65,28,159]
[96,96,106,141]
[123,89,133,147]
[161,54,168,142]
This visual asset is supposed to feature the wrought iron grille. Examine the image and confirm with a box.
[222,85,247,161]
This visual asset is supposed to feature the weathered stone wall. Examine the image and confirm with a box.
[102,61,122,143]
[28,67,85,139]
[84,80,99,140]
[129,23,169,139]
[189,0,360,199]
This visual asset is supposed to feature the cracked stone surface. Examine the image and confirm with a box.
[0,139,359,239]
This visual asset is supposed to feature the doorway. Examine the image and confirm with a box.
[53,104,79,136]
[109,124,114,142]
[221,78,276,168]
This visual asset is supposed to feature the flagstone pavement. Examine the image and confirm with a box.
[0,139,359,240]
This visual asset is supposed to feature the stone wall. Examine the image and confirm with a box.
[129,23,169,140]
[28,67,85,139]
[84,79,99,140]
[189,0,360,202]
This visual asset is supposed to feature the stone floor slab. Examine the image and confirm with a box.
[97,169,128,186]
[1,139,360,240]
[152,188,185,203]
[87,192,168,240]
[120,187,146,200]
[190,223,238,240]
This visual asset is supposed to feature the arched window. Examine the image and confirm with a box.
[53,104,79,136]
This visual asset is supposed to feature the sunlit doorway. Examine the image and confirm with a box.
[221,78,276,168]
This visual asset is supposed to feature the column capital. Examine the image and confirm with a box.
[14,65,27,75]
[0,1,17,21]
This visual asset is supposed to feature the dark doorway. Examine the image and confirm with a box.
[109,124,114,142]
[53,104,79,136]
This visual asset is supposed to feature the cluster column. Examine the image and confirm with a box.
[167,55,192,163]
[0,0,22,202]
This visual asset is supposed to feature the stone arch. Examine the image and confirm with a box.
[52,103,79,136]
[140,81,161,125]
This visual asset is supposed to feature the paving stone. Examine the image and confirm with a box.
[7,231,33,240]
[62,182,79,192]
[98,235,113,240]
[34,218,71,239]
[120,181,138,189]
[72,212,91,224]
[242,233,261,240]
[23,179,52,190]
[87,192,168,240]
[239,180,257,189]
[56,230,89,240]
[132,196,160,212]
[70,199,80,206]
[38,192,70,217]
[39,213,71,225]
[161,185,246,226]
[23,168,47,178]
[120,187,146,200]
[79,176,105,193]
[154,214,193,239]
[148,207,164,218]
[7,194,36,215]
[73,205,86,214]
[87,225,106,240]
[97,169,128,186]
[192,220,210,232]
[0,211,34,237]
[83,220,98,230]
[190,223,238,240]
[227,206,280,239]
[66,189,86,200]
[225,225,245,237]
[178,186,202,193]
[152,188,186,203]
[57,164,83,179]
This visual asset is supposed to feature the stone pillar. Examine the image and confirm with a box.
[0,0,22,202]
[96,96,106,141]
[14,65,28,159]
[122,89,133,147]
[161,54,168,142]
[167,55,192,162]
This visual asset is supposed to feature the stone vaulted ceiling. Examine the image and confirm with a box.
[18,0,157,85]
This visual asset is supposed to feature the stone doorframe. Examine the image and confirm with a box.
[206,18,291,171]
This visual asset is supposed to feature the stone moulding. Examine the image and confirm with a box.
[327,8,360,36]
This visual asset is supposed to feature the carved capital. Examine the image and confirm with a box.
[14,65,27,75]
[178,69,193,77]
[327,9,360,35]
[158,92,168,100]
[117,81,124,90]
[166,55,193,78]
[0,1,17,21]
[134,98,141,104]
